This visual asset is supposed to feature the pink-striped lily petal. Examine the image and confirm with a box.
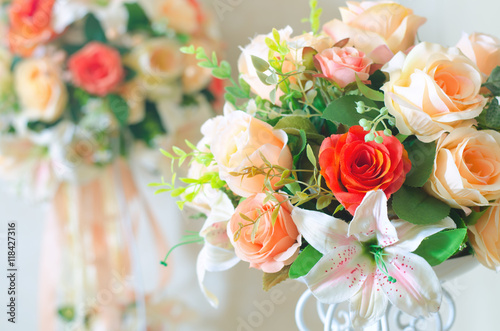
[292,207,351,254]
[391,217,456,252]
[348,190,399,247]
[349,272,389,328]
[303,243,375,304]
[380,247,442,317]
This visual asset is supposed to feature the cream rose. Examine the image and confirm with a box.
[424,127,500,213]
[125,38,183,100]
[323,1,426,60]
[382,42,486,142]
[457,32,500,78]
[238,26,293,105]
[207,109,293,197]
[139,0,200,34]
[14,57,68,123]
[468,202,500,271]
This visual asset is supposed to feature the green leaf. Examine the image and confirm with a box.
[413,229,467,266]
[212,60,232,79]
[58,306,76,322]
[464,206,490,226]
[84,13,107,43]
[289,245,323,279]
[124,3,152,33]
[225,86,247,99]
[106,94,129,126]
[274,116,324,144]
[316,196,332,210]
[403,138,436,187]
[484,97,500,129]
[355,75,384,101]
[263,265,290,291]
[483,66,500,95]
[322,95,379,129]
[251,55,270,72]
[306,144,317,168]
[392,186,451,225]
[180,45,195,54]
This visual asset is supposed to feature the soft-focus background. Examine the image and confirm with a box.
[1,0,500,330]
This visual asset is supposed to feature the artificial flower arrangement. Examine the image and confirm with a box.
[154,0,500,328]
[0,0,222,329]
[0,0,222,198]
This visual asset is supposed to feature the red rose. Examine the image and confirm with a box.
[8,0,57,57]
[68,42,124,96]
[319,126,411,215]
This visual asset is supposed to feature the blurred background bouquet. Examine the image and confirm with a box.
[0,0,222,330]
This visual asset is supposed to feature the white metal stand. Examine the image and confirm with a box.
[295,288,455,331]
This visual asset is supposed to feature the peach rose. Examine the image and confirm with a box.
[424,127,500,213]
[315,46,372,88]
[468,203,500,271]
[8,0,57,56]
[228,193,301,273]
[238,26,293,105]
[125,38,183,100]
[207,108,292,197]
[323,1,426,62]
[382,42,486,142]
[68,42,124,96]
[457,32,500,78]
[14,57,68,122]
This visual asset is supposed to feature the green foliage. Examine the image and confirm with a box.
[124,2,153,33]
[477,97,500,130]
[403,138,436,187]
[413,229,467,266]
[355,75,384,102]
[274,116,324,144]
[129,101,167,146]
[392,186,451,225]
[464,206,490,226]
[482,66,500,95]
[84,13,107,43]
[106,94,129,126]
[289,245,323,279]
[58,306,76,322]
[322,95,379,128]
[302,0,323,35]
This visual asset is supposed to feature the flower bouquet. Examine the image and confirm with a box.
[0,0,221,329]
[155,0,500,328]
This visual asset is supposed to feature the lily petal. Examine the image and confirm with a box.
[291,207,351,254]
[303,243,374,304]
[349,272,389,328]
[380,248,442,317]
[391,217,456,252]
[196,243,240,308]
[348,190,399,247]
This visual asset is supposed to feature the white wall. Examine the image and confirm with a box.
[2,1,500,330]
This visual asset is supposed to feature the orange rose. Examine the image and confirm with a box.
[8,0,57,57]
[319,126,411,215]
[468,203,500,271]
[68,42,124,96]
[228,193,301,273]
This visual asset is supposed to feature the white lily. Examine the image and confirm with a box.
[292,190,456,328]
[192,187,239,308]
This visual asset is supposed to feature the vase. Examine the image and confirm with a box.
[295,255,480,331]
